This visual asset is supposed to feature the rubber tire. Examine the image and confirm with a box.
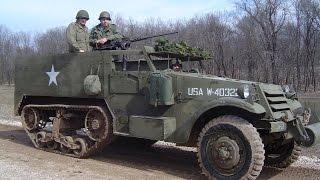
[264,140,301,168]
[197,115,265,180]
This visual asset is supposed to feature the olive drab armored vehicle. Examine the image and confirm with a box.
[15,43,320,179]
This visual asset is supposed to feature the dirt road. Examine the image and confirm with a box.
[0,123,320,180]
[1,85,320,179]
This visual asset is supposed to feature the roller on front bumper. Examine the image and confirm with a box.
[295,108,320,147]
[302,122,320,147]
[282,108,320,147]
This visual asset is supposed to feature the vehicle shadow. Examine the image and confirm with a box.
[0,126,308,180]
[0,128,33,147]
[94,142,206,179]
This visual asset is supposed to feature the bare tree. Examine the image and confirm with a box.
[35,27,68,55]
[0,2,319,91]
[237,0,288,84]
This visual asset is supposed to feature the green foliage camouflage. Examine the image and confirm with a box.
[154,37,211,60]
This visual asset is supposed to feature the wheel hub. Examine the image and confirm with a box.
[91,119,100,130]
[212,136,240,169]
[218,146,230,160]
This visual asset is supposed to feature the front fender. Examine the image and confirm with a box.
[175,97,266,143]
[198,97,266,115]
[186,97,266,124]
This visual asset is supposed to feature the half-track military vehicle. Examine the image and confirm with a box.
[15,43,320,179]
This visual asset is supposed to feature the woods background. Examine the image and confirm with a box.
[0,0,319,92]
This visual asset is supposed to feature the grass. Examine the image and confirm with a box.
[0,85,14,105]
[0,85,16,120]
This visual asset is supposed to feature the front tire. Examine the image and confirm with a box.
[264,140,301,168]
[197,115,265,179]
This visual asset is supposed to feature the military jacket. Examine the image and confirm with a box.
[89,24,123,47]
[66,22,91,52]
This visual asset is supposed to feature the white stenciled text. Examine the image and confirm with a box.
[187,88,238,97]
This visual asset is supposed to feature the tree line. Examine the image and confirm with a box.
[0,0,319,92]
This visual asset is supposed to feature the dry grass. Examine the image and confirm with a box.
[0,85,17,121]
[0,85,14,105]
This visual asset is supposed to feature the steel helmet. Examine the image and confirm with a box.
[99,11,111,20]
[76,10,89,20]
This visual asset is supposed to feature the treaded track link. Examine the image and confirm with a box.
[21,104,113,158]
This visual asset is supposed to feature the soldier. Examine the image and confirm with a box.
[171,59,182,72]
[66,10,91,53]
[90,11,124,50]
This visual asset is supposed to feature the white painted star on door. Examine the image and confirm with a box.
[46,65,60,86]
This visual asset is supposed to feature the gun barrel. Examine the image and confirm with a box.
[131,31,178,42]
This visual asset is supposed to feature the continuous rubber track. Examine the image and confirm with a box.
[197,115,265,180]
[21,104,113,158]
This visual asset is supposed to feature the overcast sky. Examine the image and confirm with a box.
[0,0,234,33]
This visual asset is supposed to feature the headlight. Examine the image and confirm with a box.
[238,85,250,99]
[282,85,290,93]
[282,85,296,99]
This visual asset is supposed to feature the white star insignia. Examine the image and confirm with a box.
[46,65,60,86]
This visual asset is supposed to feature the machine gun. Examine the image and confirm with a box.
[96,31,178,50]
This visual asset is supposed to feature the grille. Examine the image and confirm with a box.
[264,91,291,119]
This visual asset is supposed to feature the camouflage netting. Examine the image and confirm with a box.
[154,37,211,60]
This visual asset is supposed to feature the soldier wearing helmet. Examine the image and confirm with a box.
[89,11,124,50]
[66,10,92,53]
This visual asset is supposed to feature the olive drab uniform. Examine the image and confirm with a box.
[66,22,91,52]
[89,24,124,48]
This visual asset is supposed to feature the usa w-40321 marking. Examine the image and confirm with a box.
[187,88,238,97]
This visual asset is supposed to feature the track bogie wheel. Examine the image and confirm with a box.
[47,141,59,150]
[35,131,47,148]
[73,138,88,158]
[60,144,71,154]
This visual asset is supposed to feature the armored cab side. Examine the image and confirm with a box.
[15,47,320,179]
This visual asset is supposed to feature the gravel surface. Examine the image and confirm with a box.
[1,85,320,179]
[1,123,320,180]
